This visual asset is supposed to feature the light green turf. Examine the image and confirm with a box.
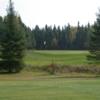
[0,78,100,100]
[24,50,89,66]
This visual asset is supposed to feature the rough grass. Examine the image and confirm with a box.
[0,78,100,100]
[0,71,99,81]
[24,50,89,66]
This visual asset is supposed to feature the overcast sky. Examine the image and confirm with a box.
[0,0,100,28]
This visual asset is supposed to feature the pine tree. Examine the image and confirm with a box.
[87,10,100,64]
[0,0,25,73]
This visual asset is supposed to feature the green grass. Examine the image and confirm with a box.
[0,78,100,100]
[24,50,89,66]
[0,50,100,100]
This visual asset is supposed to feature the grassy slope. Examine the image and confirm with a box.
[24,50,89,66]
[0,78,100,100]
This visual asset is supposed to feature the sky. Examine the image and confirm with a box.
[0,0,100,28]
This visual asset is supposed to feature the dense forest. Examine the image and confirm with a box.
[0,15,93,50]
[33,23,92,50]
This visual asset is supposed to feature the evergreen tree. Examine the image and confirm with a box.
[66,24,71,49]
[74,22,87,50]
[83,23,92,49]
[87,10,100,63]
[34,25,44,49]
[44,25,53,49]
[0,0,25,73]
[0,16,6,45]
[17,17,36,49]
[51,25,58,49]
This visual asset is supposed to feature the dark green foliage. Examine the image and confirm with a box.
[0,60,23,73]
[51,25,58,49]
[0,16,6,45]
[88,10,100,63]
[0,18,92,52]
[0,0,25,73]
[44,25,53,49]
[32,23,91,50]
[74,22,88,50]
[33,25,44,49]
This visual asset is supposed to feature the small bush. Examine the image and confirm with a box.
[0,61,23,73]
[46,63,58,74]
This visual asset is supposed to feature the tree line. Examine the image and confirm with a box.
[0,16,93,50]
[32,23,93,50]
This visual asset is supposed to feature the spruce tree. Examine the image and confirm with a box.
[87,10,100,64]
[0,0,25,73]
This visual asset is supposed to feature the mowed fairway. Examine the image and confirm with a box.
[0,79,100,100]
[24,50,88,66]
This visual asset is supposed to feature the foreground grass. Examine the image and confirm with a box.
[0,71,99,80]
[24,50,89,66]
[0,78,100,100]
